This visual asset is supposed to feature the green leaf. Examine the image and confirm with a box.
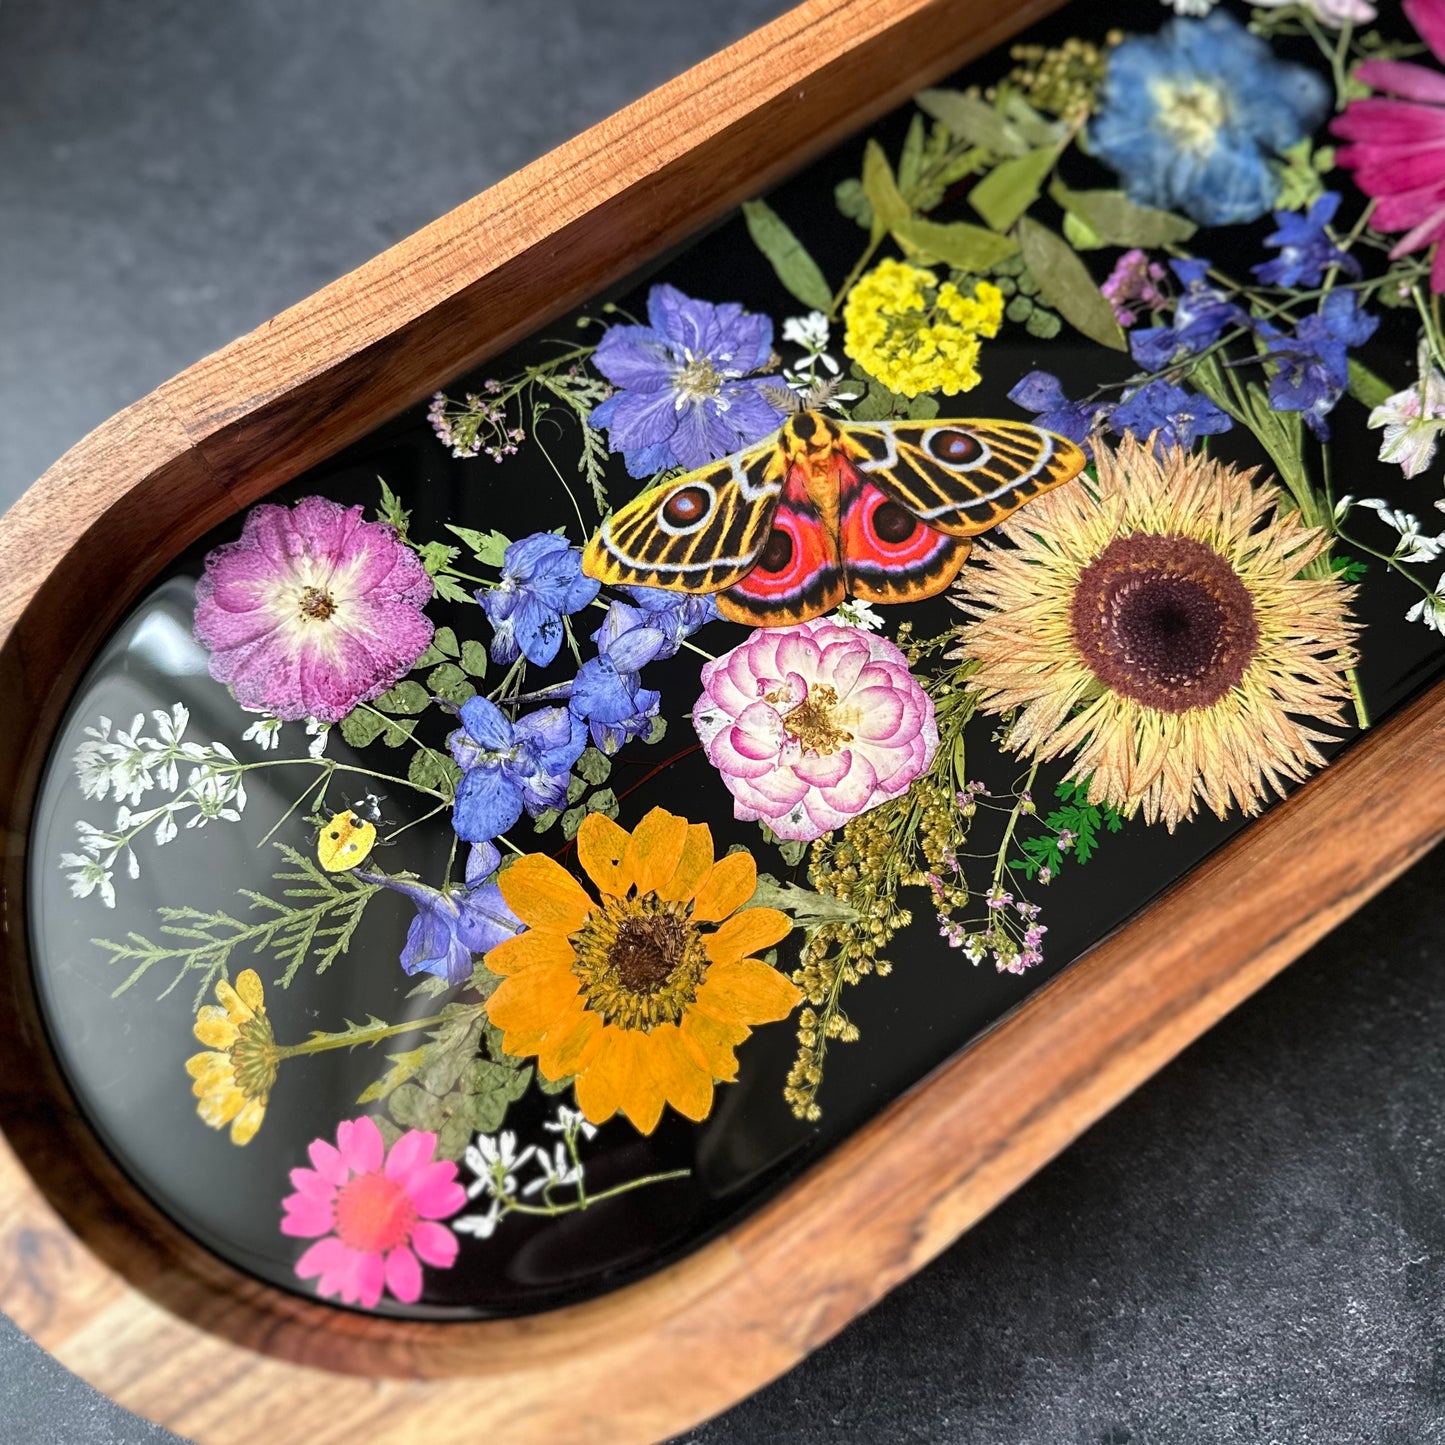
[586,787,619,818]
[1348,358,1395,411]
[374,681,430,715]
[445,524,511,567]
[576,747,612,785]
[748,873,856,927]
[431,626,460,658]
[407,747,459,795]
[566,774,588,804]
[851,384,899,421]
[561,806,585,840]
[1049,180,1196,248]
[356,1047,427,1105]
[835,176,872,230]
[775,837,809,867]
[892,215,1019,271]
[426,662,475,706]
[459,639,489,677]
[338,708,386,749]
[376,475,410,534]
[1062,209,1105,252]
[1002,94,1064,148]
[861,139,910,239]
[464,1058,534,1133]
[430,572,475,606]
[897,113,927,197]
[914,88,1028,157]
[419,540,460,575]
[388,1083,445,1133]
[532,807,561,833]
[969,146,1057,233]
[742,199,834,313]
[1016,217,1126,352]
[908,394,940,420]
[645,716,667,745]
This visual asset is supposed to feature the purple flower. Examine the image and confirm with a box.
[1252,193,1360,289]
[619,585,720,658]
[480,532,599,667]
[1008,371,1116,453]
[1102,249,1170,328]
[1111,379,1233,452]
[588,283,790,478]
[570,621,665,754]
[193,497,434,723]
[1128,260,1246,370]
[1261,290,1379,439]
[449,698,587,842]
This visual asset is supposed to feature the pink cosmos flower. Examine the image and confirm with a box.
[281,1116,465,1309]
[194,497,433,723]
[1332,0,1445,292]
[692,618,937,842]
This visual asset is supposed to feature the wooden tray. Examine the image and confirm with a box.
[3,0,1444,1439]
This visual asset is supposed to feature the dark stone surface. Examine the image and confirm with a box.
[4,1,1444,1441]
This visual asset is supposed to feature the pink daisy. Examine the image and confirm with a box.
[1332,0,1445,292]
[194,496,434,723]
[281,1116,465,1308]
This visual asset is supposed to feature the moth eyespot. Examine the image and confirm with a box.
[925,428,984,467]
[756,529,794,574]
[873,501,919,544]
[659,484,714,532]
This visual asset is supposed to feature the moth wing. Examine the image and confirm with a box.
[841,420,1086,537]
[581,437,787,594]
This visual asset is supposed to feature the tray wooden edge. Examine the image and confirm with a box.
[3,1,1440,1442]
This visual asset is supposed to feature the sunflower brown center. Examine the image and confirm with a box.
[229,1013,279,1102]
[570,893,710,1031]
[299,585,336,621]
[1070,532,1259,714]
[782,684,853,755]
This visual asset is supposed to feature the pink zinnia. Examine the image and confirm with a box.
[1332,0,1445,293]
[692,617,937,842]
[194,496,433,722]
[281,1116,465,1308]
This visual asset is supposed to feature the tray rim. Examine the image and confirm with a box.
[3,1,1443,1441]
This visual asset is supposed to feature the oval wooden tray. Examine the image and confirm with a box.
[3,1,1444,1440]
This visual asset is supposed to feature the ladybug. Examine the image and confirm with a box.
[316,795,384,872]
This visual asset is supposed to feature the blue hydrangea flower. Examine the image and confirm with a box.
[1260,290,1379,439]
[1252,193,1361,289]
[569,621,665,754]
[1112,379,1233,453]
[1128,260,1248,370]
[1008,371,1116,452]
[1090,12,1330,226]
[449,697,587,842]
[479,532,599,667]
[588,283,790,478]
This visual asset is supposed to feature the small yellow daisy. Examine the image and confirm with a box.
[185,969,278,1146]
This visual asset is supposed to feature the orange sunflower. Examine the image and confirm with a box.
[483,807,801,1133]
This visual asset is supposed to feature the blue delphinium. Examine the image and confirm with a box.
[618,585,720,658]
[1111,379,1233,453]
[1008,371,1116,451]
[480,532,599,667]
[570,613,667,754]
[1128,259,1247,370]
[1252,193,1361,289]
[1259,290,1379,439]
[588,283,790,478]
[449,697,587,842]
[1090,12,1330,226]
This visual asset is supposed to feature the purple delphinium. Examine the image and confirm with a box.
[1008,372,1116,453]
[1111,379,1234,452]
[1128,260,1247,371]
[449,698,586,843]
[570,615,666,754]
[1260,289,1379,439]
[1252,193,1361,289]
[588,284,790,478]
[479,532,599,668]
[618,585,720,659]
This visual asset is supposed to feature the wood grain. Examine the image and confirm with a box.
[1,0,1439,1441]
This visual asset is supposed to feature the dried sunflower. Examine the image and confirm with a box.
[951,435,1357,829]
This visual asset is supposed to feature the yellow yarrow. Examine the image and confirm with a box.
[843,258,1004,398]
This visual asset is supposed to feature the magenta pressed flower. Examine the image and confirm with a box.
[281,1116,465,1309]
[692,618,937,842]
[194,497,433,723]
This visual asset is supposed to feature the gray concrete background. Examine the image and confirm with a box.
[3,2,1444,1441]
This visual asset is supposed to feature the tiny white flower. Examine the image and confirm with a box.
[1368,345,1445,480]
[126,849,140,880]
[1332,494,1355,524]
[783,311,830,352]
[305,719,331,759]
[523,1143,583,1197]
[544,1104,597,1141]
[1161,0,1215,13]
[453,1199,503,1239]
[1406,574,1445,634]
[831,599,886,631]
[1252,0,1375,24]
[154,812,178,847]
[241,716,283,751]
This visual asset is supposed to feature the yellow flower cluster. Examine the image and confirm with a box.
[843,258,1004,398]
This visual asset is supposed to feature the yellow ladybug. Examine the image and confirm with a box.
[317,796,382,872]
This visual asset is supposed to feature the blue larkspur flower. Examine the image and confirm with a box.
[1090,12,1330,226]
[570,620,665,754]
[1111,379,1233,453]
[450,697,587,842]
[1252,193,1361,289]
[480,532,599,667]
[1128,259,1248,370]
[1008,371,1116,453]
[588,283,790,478]
[618,585,719,659]
[1260,289,1379,439]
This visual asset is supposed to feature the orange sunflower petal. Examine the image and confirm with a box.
[655,823,715,904]
[233,969,265,1013]
[691,850,757,923]
[487,966,584,1034]
[694,957,802,1026]
[612,1031,666,1135]
[537,1010,604,1081]
[484,929,576,977]
[680,1009,748,1082]
[501,1026,548,1058]
[576,813,630,898]
[624,808,689,897]
[704,907,791,967]
[498,853,595,933]
[573,1029,625,1124]
[193,1006,240,1050]
[647,1023,715,1121]
[230,1098,266,1146]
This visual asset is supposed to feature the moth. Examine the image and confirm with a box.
[581,411,1088,626]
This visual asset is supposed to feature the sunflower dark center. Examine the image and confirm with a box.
[299,585,336,621]
[570,894,710,1030]
[1070,533,1258,714]
[609,915,685,995]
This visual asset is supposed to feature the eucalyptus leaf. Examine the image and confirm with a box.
[1049,180,1196,248]
[969,147,1057,233]
[741,199,833,313]
[861,139,910,239]
[914,88,1027,157]
[893,215,1018,271]
[1016,217,1126,352]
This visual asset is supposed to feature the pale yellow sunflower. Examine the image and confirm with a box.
[483,807,801,1134]
[951,435,1358,830]
[185,969,278,1146]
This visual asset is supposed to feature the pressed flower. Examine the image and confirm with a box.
[1101,249,1170,328]
[186,969,278,1146]
[1127,260,1247,371]
[843,259,1003,398]
[1334,0,1445,293]
[282,1116,465,1309]
[1251,193,1360,289]
[692,618,937,842]
[1009,371,1116,451]
[569,620,664,755]
[1369,342,1445,477]
[1258,290,1379,440]
[1254,0,1376,27]
[588,283,789,479]
[479,532,599,667]
[951,436,1357,830]
[1090,12,1329,226]
[482,808,801,1133]
[193,497,433,723]
[1110,378,1233,453]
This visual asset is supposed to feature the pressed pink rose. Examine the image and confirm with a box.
[693,618,937,842]
[194,496,433,723]
[281,1116,464,1309]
